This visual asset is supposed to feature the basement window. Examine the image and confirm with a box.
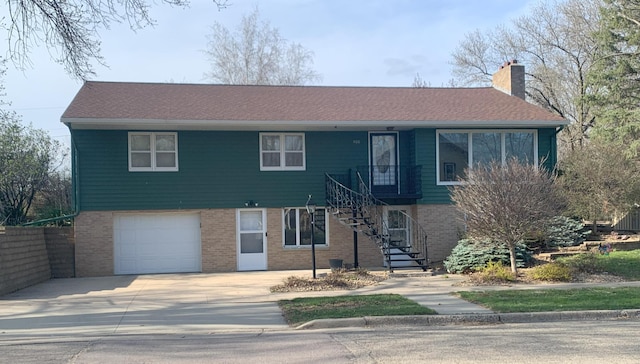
[283,208,328,247]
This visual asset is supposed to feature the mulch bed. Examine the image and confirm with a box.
[270,270,388,292]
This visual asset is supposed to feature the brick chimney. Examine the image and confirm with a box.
[492,60,525,99]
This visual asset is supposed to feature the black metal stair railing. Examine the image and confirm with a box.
[325,172,429,271]
[326,172,392,266]
[355,165,423,199]
[356,172,429,271]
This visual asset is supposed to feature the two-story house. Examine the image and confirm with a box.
[62,61,567,277]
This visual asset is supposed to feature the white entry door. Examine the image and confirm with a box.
[237,209,267,271]
[383,207,413,268]
[384,207,411,247]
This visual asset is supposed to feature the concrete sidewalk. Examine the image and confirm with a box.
[271,272,495,315]
[2,270,640,339]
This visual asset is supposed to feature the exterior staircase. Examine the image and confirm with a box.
[325,172,429,272]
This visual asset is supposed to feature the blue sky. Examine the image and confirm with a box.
[3,0,537,147]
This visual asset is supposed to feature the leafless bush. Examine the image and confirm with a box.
[450,159,564,274]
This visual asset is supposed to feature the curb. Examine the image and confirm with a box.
[295,309,640,330]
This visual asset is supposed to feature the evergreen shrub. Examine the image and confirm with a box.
[543,216,590,248]
[443,238,532,274]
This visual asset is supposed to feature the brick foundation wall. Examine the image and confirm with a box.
[416,204,464,262]
[201,209,236,273]
[75,211,114,277]
[74,206,463,275]
[266,209,383,271]
[74,208,386,276]
[0,227,51,296]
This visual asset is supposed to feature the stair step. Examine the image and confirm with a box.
[386,253,419,257]
[389,270,434,277]
[389,265,429,272]
[386,258,426,263]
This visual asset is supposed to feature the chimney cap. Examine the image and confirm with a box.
[500,59,519,69]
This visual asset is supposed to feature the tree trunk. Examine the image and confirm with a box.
[508,243,518,275]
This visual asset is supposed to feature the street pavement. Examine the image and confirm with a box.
[2,269,640,341]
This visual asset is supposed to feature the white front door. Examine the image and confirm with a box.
[237,209,267,271]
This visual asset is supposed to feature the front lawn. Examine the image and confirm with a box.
[458,287,640,312]
[590,249,640,280]
[278,294,436,326]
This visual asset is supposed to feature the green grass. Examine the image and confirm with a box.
[278,294,436,326]
[458,287,640,312]
[595,250,640,279]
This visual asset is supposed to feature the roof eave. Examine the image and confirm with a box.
[61,118,570,131]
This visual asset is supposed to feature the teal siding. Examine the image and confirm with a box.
[73,127,559,211]
[398,131,412,167]
[74,130,368,211]
[537,128,557,171]
[416,129,451,204]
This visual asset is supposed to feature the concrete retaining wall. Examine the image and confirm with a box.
[0,227,51,296]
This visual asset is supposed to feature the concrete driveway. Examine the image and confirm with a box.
[0,271,304,339]
[1,269,501,340]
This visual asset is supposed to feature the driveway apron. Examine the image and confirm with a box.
[0,272,295,338]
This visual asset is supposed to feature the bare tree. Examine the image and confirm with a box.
[450,159,563,274]
[451,0,601,153]
[32,171,73,224]
[0,115,63,225]
[204,8,321,85]
[0,58,68,224]
[558,140,640,232]
[412,73,430,88]
[3,0,229,79]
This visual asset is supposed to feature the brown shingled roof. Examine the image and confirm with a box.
[62,81,565,125]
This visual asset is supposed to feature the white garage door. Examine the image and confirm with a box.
[114,213,201,275]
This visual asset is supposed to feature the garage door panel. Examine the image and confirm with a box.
[137,257,198,273]
[114,213,202,275]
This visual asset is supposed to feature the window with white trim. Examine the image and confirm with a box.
[128,132,178,171]
[436,130,537,185]
[283,208,328,247]
[260,133,305,171]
